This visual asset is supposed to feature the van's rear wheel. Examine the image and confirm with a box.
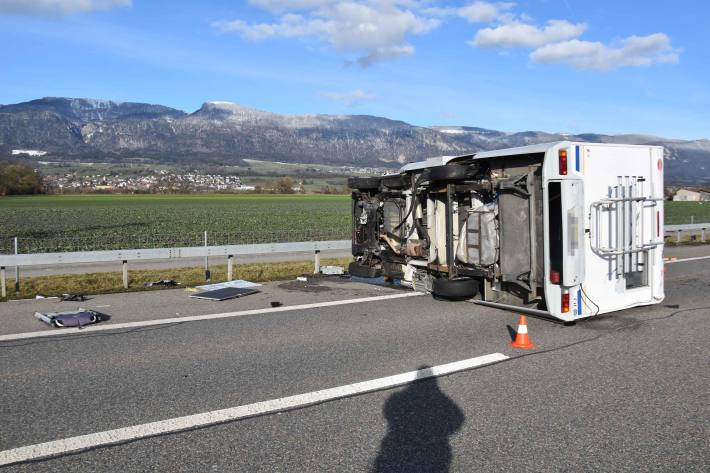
[348,177,381,191]
[429,165,469,183]
[432,277,479,300]
[381,175,408,189]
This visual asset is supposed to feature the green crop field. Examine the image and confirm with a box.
[0,194,351,253]
[0,195,706,254]
[664,201,710,225]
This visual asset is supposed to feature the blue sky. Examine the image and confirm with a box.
[1,1,708,139]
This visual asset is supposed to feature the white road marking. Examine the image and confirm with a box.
[664,255,710,264]
[0,292,424,342]
[0,352,508,466]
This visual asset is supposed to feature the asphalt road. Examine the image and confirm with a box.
[0,249,708,472]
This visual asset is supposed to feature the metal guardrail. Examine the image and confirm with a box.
[0,240,350,267]
[664,223,709,232]
[664,223,708,244]
[0,240,351,298]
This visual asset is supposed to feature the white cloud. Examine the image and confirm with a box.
[472,19,586,48]
[214,1,440,66]
[215,1,680,71]
[319,88,376,105]
[463,3,680,72]
[248,0,336,13]
[214,14,327,41]
[0,0,131,16]
[530,33,680,71]
[458,1,514,23]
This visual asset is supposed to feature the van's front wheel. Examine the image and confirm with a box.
[432,277,479,300]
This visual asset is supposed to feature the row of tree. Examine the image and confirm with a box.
[0,160,43,195]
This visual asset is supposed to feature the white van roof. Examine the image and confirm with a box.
[397,142,560,172]
[399,141,664,172]
[471,142,563,160]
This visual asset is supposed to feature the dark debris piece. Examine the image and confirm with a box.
[35,309,108,328]
[189,287,259,301]
[144,279,179,287]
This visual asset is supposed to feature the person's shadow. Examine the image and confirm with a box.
[371,366,465,473]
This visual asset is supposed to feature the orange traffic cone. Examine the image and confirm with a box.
[510,315,536,349]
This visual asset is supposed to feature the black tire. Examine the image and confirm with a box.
[381,174,408,189]
[348,176,381,191]
[432,277,479,300]
[348,261,383,278]
[429,165,470,183]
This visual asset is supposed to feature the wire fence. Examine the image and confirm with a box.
[663,215,710,225]
[0,228,351,255]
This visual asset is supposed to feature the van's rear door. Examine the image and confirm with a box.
[547,180,585,286]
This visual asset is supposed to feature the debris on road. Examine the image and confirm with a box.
[61,293,88,302]
[350,275,401,287]
[320,265,345,275]
[189,287,259,301]
[34,309,106,328]
[34,294,59,300]
[196,280,261,291]
[144,279,179,287]
[270,301,283,307]
[278,278,331,293]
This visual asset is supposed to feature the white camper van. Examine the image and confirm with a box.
[348,142,665,323]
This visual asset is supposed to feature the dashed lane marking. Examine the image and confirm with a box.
[0,352,508,466]
[664,255,710,264]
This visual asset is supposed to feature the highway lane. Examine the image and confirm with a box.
[1,253,708,471]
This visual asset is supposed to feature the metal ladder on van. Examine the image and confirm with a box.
[590,176,664,278]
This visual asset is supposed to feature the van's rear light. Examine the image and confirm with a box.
[550,270,561,284]
[559,150,568,175]
[561,291,570,313]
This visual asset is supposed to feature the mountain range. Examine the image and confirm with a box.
[1,97,708,184]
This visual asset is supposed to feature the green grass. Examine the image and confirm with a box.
[1,257,352,301]
[0,194,351,253]
[664,201,710,225]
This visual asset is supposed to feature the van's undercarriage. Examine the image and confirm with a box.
[349,153,546,310]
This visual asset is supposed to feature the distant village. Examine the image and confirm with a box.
[5,149,709,197]
[43,170,258,193]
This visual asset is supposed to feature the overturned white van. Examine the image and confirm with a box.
[348,142,665,323]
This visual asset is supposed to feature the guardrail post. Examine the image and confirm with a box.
[1,266,6,299]
[314,249,321,274]
[227,255,233,281]
[14,237,19,293]
[204,231,210,282]
[702,228,706,243]
[676,230,681,244]
[122,260,128,289]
